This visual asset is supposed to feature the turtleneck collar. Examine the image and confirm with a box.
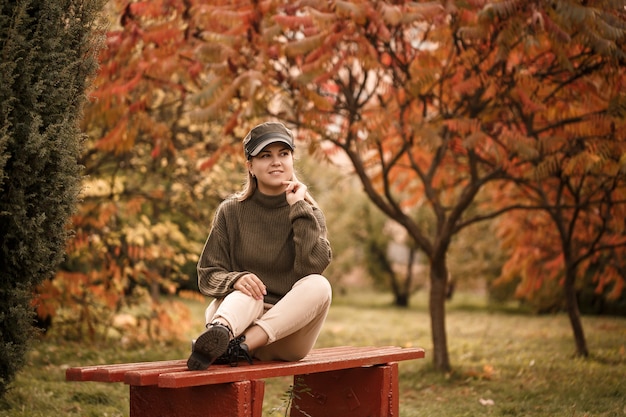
[251,189,289,208]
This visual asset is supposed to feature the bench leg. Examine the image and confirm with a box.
[129,379,265,417]
[291,363,399,417]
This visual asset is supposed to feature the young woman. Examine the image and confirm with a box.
[187,121,332,370]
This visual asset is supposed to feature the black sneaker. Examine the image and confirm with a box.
[214,335,254,367]
[187,322,232,371]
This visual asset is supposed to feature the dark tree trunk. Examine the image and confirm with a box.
[393,247,417,308]
[564,265,589,357]
[394,293,409,307]
[429,256,451,372]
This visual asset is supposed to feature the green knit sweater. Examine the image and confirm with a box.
[197,190,332,304]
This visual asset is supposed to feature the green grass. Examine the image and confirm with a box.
[1,291,624,417]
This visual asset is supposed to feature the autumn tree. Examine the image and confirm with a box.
[35,0,242,341]
[494,153,626,341]
[470,0,626,357]
[0,0,104,397]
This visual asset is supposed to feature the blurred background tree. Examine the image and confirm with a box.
[475,0,626,357]
[33,1,245,343]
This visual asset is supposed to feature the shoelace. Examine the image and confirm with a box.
[217,335,254,367]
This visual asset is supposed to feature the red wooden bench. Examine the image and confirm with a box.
[66,345,425,417]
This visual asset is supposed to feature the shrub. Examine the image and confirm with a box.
[0,0,103,398]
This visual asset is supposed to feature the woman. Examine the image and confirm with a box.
[187,121,333,371]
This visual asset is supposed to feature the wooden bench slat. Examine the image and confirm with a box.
[66,359,184,382]
[123,363,194,386]
[92,360,188,383]
[123,346,422,387]
[157,346,424,388]
[303,345,383,356]
[66,346,425,387]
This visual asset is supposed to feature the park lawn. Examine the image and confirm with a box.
[0,291,624,417]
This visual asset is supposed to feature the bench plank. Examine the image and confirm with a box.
[66,346,424,388]
[66,359,183,383]
[124,346,407,386]
[157,346,424,388]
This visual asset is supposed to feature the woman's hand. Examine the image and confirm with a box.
[235,273,267,300]
[282,180,307,205]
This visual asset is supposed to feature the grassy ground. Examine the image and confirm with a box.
[0,291,624,417]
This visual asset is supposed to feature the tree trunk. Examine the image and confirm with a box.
[151,280,160,303]
[564,265,589,357]
[393,248,416,308]
[395,293,409,307]
[404,248,415,294]
[429,257,451,372]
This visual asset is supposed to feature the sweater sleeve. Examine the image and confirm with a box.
[289,200,332,277]
[197,203,246,298]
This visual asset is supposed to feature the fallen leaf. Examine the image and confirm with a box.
[479,398,495,406]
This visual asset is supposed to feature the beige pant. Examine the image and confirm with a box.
[204,274,332,361]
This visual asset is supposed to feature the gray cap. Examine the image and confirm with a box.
[243,122,295,159]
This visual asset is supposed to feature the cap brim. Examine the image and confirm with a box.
[248,138,294,157]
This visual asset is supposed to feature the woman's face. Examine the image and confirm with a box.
[248,142,294,195]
